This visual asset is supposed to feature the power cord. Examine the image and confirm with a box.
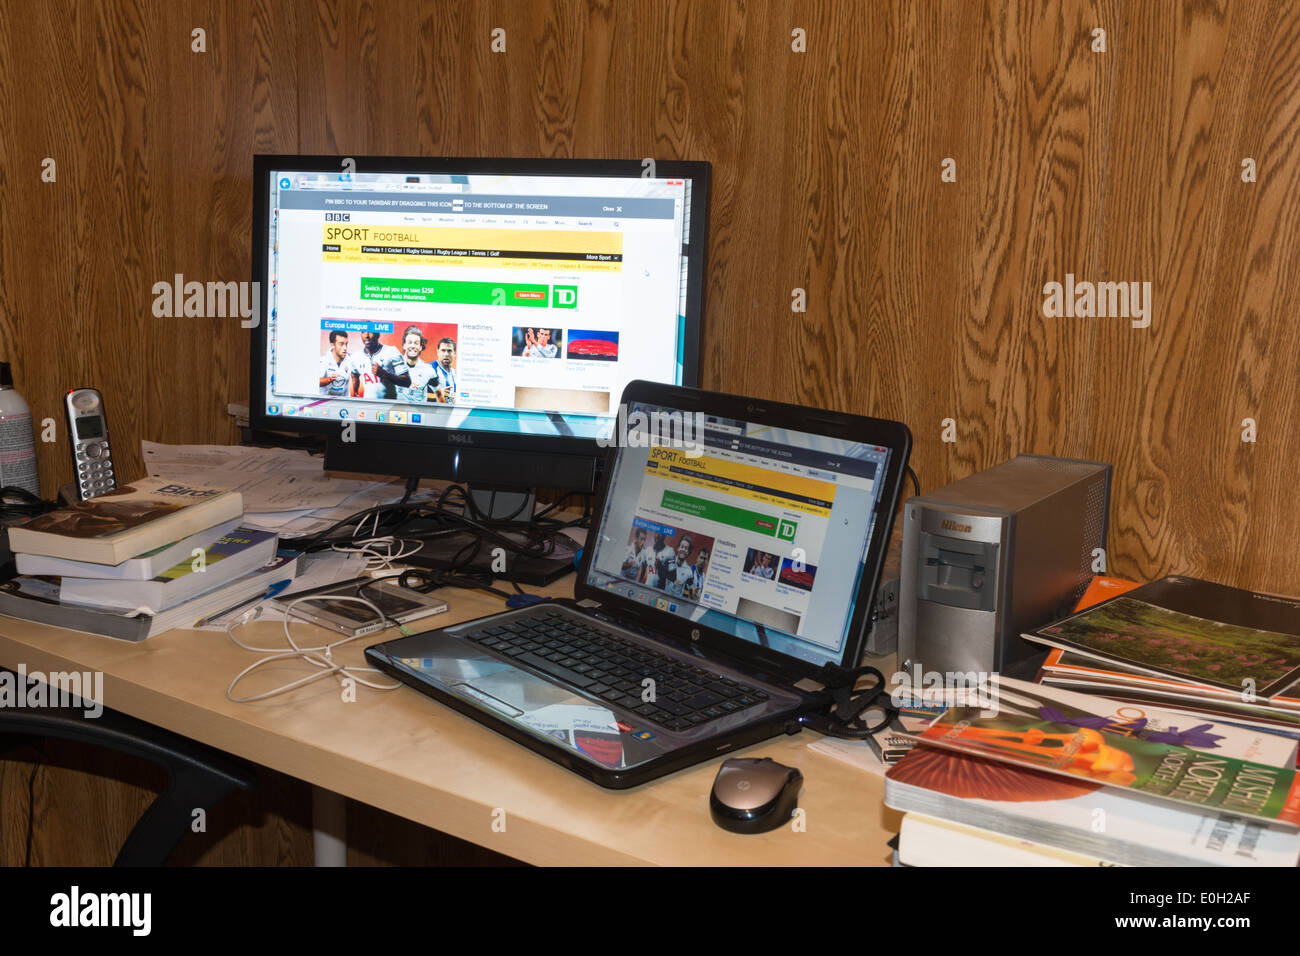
[1,740,48,867]
[220,483,589,703]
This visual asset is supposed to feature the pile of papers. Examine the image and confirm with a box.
[142,441,407,537]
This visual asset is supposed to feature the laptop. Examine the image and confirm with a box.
[365,381,912,788]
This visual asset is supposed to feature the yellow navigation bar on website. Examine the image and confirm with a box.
[645,448,835,517]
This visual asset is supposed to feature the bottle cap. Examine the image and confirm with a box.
[0,362,12,388]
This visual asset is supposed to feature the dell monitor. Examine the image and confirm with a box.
[249,155,710,507]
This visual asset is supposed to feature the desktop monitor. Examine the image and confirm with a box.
[249,155,710,497]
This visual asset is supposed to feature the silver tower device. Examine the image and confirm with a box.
[898,454,1111,675]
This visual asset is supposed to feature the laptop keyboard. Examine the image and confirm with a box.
[460,609,770,732]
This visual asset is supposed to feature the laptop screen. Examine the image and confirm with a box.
[585,401,893,668]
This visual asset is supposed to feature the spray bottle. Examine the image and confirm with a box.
[0,362,40,495]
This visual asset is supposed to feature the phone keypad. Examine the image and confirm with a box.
[76,440,115,499]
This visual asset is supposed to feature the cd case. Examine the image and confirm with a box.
[271,576,448,637]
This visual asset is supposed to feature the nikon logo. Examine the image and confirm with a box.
[941,519,973,533]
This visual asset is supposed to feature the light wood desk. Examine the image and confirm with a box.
[0,580,900,866]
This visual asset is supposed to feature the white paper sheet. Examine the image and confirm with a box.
[142,441,385,513]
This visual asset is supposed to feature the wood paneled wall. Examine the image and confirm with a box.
[2,0,1300,862]
[2,0,1297,590]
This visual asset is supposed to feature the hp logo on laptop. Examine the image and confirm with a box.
[691,629,700,641]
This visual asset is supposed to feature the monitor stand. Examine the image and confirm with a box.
[467,485,535,523]
[400,483,579,586]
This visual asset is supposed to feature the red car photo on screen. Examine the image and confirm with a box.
[777,558,817,592]
[566,329,619,361]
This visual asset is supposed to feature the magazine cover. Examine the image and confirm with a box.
[908,680,1300,827]
[1026,581,1300,698]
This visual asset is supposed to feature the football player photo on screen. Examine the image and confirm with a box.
[512,326,563,358]
[318,321,457,403]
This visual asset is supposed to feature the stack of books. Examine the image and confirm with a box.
[0,477,298,641]
[885,676,1300,866]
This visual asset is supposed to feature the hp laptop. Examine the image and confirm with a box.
[366,381,911,788]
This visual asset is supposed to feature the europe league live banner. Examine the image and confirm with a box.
[318,318,458,403]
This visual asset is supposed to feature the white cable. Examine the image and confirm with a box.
[225,594,402,703]
[330,535,422,572]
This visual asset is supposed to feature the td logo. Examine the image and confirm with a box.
[776,520,797,542]
[552,285,578,308]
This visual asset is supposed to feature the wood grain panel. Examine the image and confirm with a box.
[1092,0,1300,593]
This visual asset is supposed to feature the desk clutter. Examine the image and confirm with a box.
[3,417,1300,867]
[0,477,302,640]
[878,574,1300,867]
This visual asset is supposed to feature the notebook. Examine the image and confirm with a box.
[366,380,912,788]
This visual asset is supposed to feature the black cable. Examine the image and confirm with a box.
[905,465,920,498]
[0,485,56,521]
[289,482,589,604]
[24,753,43,866]
[299,492,561,564]
[396,566,514,600]
[533,490,592,523]
[397,476,419,507]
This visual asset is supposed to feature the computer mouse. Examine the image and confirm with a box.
[709,756,803,834]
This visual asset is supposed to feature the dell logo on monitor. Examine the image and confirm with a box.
[448,433,474,444]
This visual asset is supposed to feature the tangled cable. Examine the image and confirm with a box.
[224,594,402,703]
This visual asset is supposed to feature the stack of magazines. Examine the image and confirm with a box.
[885,674,1300,866]
[1026,575,1300,735]
[1,477,298,641]
[887,575,1300,866]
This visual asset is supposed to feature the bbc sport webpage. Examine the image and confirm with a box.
[263,173,688,430]
[592,422,886,665]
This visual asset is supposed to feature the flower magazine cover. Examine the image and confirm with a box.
[1024,576,1300,698]
[910,679,1300,828]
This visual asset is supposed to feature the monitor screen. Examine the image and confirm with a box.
[253,159,708,449]
[583,401,894,669]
